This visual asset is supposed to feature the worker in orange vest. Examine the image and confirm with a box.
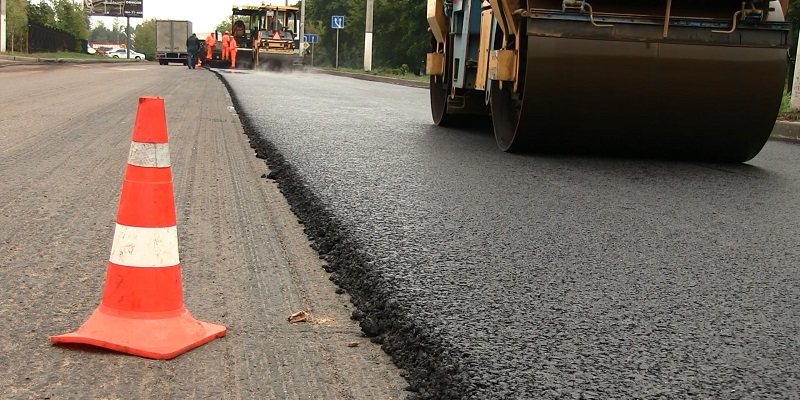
[205,32,217,60]
[229,36,238,69]
[221,30,231,61]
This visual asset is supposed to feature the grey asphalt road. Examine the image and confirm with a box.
[0,63,407,399]
[219,68,800,399]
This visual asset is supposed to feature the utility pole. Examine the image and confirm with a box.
[1,0,7,53]
[335,28,339,68]
[792,30,800,112]
[364,0,373,71]
[299,0,305,62]
[126,17,131,59]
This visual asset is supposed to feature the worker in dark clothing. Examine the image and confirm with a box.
[186,33,201,69]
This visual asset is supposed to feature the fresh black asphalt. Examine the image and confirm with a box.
[215,69,800,400]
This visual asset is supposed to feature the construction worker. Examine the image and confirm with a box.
[270,17,283,33]
[229,36,238,69]
[205,32,217,60]
[221,30,231,61]
[186,33,201,69]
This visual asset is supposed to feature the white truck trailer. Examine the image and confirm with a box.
[155,20,193,65]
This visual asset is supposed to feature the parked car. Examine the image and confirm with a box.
[106,48,146,60]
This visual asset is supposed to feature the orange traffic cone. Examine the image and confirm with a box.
[51,96,226,359]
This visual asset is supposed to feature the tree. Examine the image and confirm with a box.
[111,19,128,43]
[133,19,156,60]
[216,18,233,34]
[789,0,800,27]
[305,0,350,67]
[303,0,429,71]
[6,0,28,52]
[372,0,427,71]
[27,1,56,27]
[52,0,89,41]
[90,21,115,42]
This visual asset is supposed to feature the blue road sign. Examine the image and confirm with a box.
[304,34,319,44]
[331,16,345,29]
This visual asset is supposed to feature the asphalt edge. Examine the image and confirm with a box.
[208,68,467,400]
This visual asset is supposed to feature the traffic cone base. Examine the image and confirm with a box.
[51,305,226,360]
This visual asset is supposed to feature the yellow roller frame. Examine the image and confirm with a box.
[427,0,448,44]
[490,0,521,37]
[426,0,448,77]
[488,49,516,82]
[480,0,523,91]
[427,52,445,76]
[476,5,493,90]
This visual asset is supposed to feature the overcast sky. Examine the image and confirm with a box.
[90,1,292,33]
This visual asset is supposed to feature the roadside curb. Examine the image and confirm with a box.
[771,120,800,143]
[309,68,427,89]
[0,53,146,65]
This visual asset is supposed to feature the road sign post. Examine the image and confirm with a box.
[299,0,305,62]
[304,34,318,67]
[331,16,344,68]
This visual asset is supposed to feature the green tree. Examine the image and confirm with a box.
[111,19,129,43]
[27,1,56,27]
[52,0,89,41]
[90,21,115,42]
[6,0,28,52]
[133,19,157,60]
[216,18,233,33]
[304,0,428,71]
[788,0,800,27]
[305,0,350,67]
[89,20,130,44]
[372,0,427,72]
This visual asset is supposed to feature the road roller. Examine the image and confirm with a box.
[254,4,304,72]
[218,4,304,71]
[426,0,791,161]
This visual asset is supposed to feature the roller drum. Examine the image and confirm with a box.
[490,12,789,162]
[258,52,295,72]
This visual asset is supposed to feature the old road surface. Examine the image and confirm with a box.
[0,63,407,399]
[218,69,800,399]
